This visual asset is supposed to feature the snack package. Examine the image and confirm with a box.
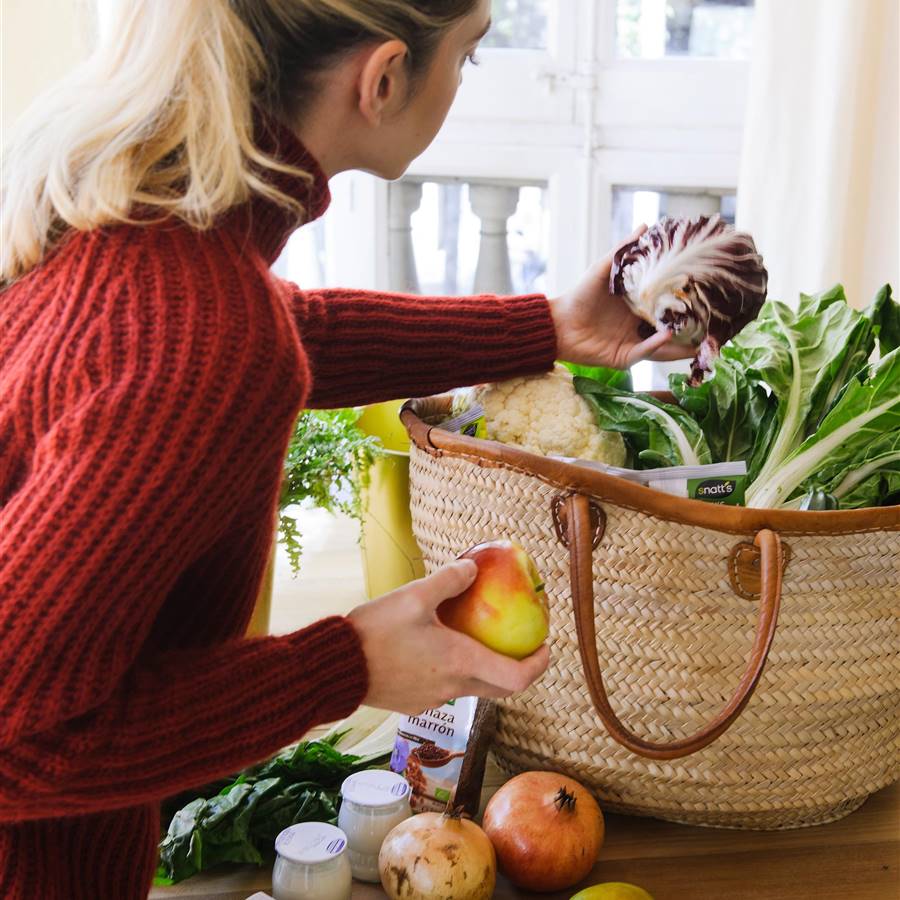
[639,461,747,505]
[390,698,478,812]
[439,404,487,439]
[554,458,748,506]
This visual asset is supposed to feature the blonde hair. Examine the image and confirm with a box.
[0,0,477,285]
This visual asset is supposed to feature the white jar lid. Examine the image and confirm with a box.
[340,770,411,808]
[274,822,347,865]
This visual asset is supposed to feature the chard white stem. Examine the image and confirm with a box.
[833,451,900,497]
[749,303,804,494]
[819,344,863,424]
[616,396,701,466]
[748,397,900,508]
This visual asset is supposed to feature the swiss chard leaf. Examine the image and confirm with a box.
[574,377,712,467]
[811,288,883,427]
[725,286,875,493]
[871,283,900,355]
[748,347,900,508]
[670,355,777,481]
[793,428,900,509]
[560,361,633,391]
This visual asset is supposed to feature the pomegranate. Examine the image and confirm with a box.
[482,771,604,892]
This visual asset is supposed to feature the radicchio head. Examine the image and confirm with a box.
[610,215,768,384]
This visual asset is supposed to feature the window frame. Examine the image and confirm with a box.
[283,0,754,298]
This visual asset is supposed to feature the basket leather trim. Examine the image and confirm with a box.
[552,492,606,549]
[401,397,900,537]
[729,540,793,600]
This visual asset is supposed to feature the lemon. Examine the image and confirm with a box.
[570,883,654,900]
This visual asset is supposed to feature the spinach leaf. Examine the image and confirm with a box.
[155,737,390,884]
[250,781,340,846]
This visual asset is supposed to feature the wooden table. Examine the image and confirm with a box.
[151,778,899,900]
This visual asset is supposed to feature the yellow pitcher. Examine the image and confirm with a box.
[357,400,426,598]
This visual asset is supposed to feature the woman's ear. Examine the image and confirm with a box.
[357,39,410,126]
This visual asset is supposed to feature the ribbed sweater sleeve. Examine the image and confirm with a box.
[286,286,559,408]
[0,621,365,821]
[0,229,367,822]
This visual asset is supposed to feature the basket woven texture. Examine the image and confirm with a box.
[406,433,900,830]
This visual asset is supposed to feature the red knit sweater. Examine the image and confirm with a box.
[0,119,557,898]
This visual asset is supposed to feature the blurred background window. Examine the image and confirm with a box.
[481,0,550,49]
[409,182,549,297]
[616,0,755,59]
[272,0,759,393]
[611,188,737,244]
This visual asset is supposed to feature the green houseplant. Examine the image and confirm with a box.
[247,409,381,636]
[278,408,382,575]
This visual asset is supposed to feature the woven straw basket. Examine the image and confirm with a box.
[401,396,900,830]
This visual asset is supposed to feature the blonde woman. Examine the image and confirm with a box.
[0,1,688,897]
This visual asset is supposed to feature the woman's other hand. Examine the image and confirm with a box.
[347,560,550,715]
[549,226,697,370]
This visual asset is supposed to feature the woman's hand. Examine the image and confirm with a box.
[549,227,697,370]
[347,560,550,715]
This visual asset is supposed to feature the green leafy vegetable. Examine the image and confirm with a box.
[279,409,382,575]
[811,287,889,427]
[870,283,899,355]
[670,355,777,482]
[155,735,390,884]
[571,283,898,510]
[747,347,900,508]
[574,378,712,468]
[559,361,633,392]
[723,286,872,494]
[794,428,900,509]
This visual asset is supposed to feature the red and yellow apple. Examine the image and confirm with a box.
[437,540,549,659]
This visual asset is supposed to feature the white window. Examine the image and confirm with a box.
[279,0,755,390]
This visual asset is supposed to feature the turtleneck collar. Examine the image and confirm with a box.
[233,112,332,264]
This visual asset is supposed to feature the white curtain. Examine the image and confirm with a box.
[737,0,899,310]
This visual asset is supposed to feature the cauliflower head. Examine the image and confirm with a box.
[464,365,626,465]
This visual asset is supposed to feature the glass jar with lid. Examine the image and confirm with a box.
[271,822,352,900]
[338,770,412,882]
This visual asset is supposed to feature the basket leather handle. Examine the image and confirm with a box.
[566,492,783,760]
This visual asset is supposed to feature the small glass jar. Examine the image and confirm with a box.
[338,770,412,882]
[271,822,352,900]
